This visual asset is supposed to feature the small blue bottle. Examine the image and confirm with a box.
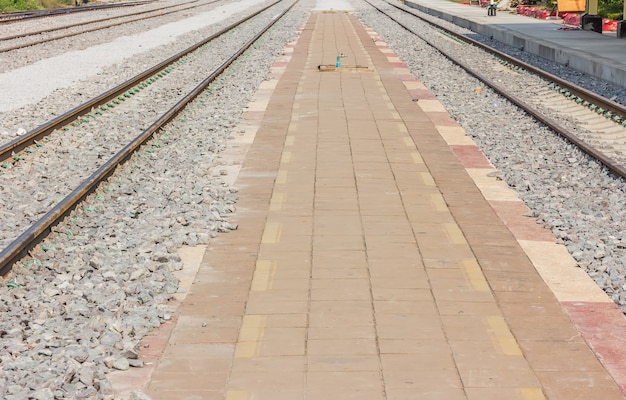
[336,54,341,68]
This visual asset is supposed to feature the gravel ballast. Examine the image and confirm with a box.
[0,0,310,398]
[0,2,290,251]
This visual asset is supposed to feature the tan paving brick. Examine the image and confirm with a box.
[230,356,306,372]
[436,301,503,316]
[460,367,541,388]
[310,286,372,301]
[227,371,305,391]
[519,340,610,372]
[311,267,369,279]
[247,289,309,303]
[378,339,452,355]
[307,391,385,400]
[307,338,378,356]
[381,353,457,370]
[162,343,234,358]
[148,390,224,400]
[307,325,376,340]
[148,372,228,392]
[154,356,232,375]
[383,368,463,388]
[373,300,438,315]
[536,371,626,399]
[307,371,383,390]
[244,300,309,315]
[464,388,544,400]
[226,391,305,400]
[372,287,434,302]
[386,387,467,400]
[168,326,240,344]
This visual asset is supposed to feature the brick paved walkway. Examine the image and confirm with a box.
[111,10,626,400]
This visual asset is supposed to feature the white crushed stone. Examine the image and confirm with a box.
[0,0,265,113]
[314,0,353,10]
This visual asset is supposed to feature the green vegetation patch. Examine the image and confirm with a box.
[1,0,84,13]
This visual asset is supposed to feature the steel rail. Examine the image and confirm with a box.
[0,0,281,163]
[0,0,217,53]
[366,0,626,180]
[0,0,203,42]
[0,0,297,276]
[0,1,154,24]
[383,0,626,121]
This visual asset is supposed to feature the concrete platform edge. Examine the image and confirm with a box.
[402,0,626,87]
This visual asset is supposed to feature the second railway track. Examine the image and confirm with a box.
[0,0,282,161]
[0,0,154,24]
[0,0,309,397]
[366,0,626,176]
[0,0,296,273]
[0,0,214,54]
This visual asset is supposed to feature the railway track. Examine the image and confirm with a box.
[0,0,273,161]
[366,0,626,178]
[0,0,217,53]
[0,0,296,275]
[0,0,153,24]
